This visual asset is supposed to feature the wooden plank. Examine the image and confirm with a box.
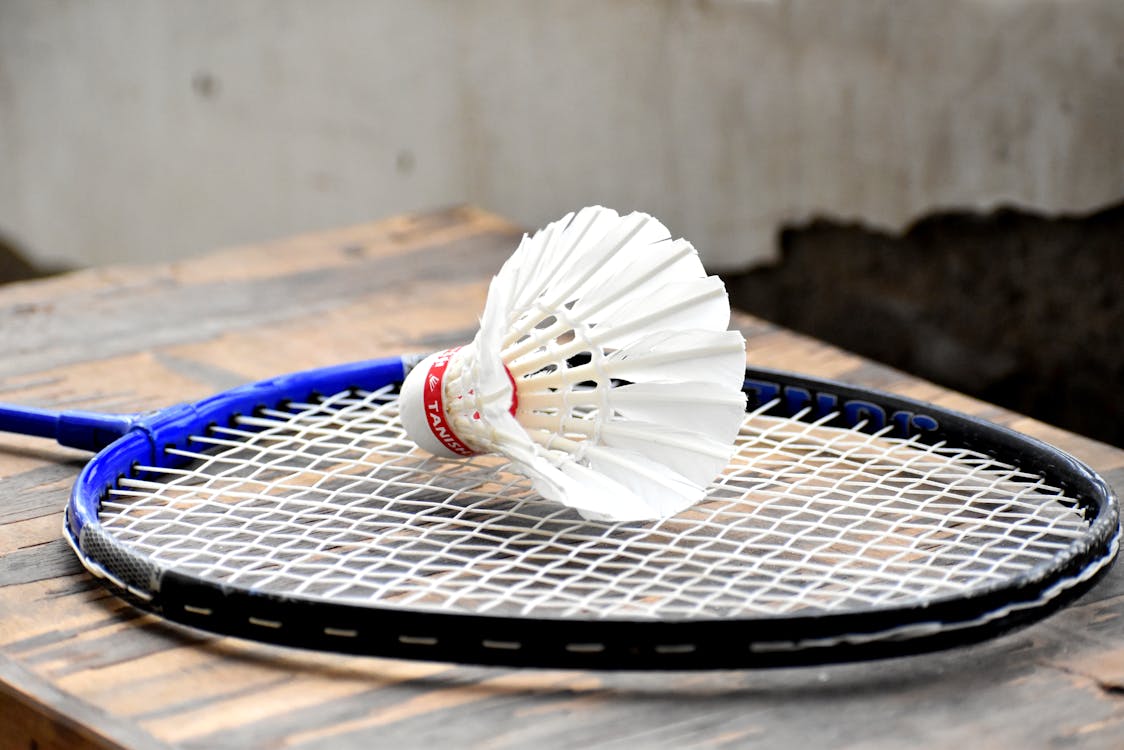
[0,656,168,750]
[0,206,1122,749]
[0,206,517,379]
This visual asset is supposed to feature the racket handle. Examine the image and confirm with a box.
[0,405,135,451]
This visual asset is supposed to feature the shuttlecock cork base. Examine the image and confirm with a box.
[399,206,747,522]
[399,345,519,458]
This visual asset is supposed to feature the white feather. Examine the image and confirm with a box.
[398,206,747,522]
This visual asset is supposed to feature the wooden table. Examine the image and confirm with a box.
[2,207,1122,749]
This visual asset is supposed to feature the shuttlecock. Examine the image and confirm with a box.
[399,206,747,522]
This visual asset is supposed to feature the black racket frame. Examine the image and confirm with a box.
[59,360,1120,669]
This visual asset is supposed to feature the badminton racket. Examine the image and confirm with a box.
[0,354,1116,669]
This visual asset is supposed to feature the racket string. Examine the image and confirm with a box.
[101,384,1090,619]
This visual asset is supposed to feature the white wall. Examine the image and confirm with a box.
[2,0,1122,271]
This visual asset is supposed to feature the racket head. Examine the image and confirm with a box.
[63,355,1119,669]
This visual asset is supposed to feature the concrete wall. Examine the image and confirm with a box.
[2,0,1122,271]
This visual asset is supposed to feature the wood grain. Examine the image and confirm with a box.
[1,206,1122,749]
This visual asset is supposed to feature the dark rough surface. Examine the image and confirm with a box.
[0,233,61,284]
[725,202,1124,447]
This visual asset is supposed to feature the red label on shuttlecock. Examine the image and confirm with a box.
[422,347,476,457]
[505,365,518,416]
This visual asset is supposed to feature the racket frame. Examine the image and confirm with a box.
[6,355,1114,669]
